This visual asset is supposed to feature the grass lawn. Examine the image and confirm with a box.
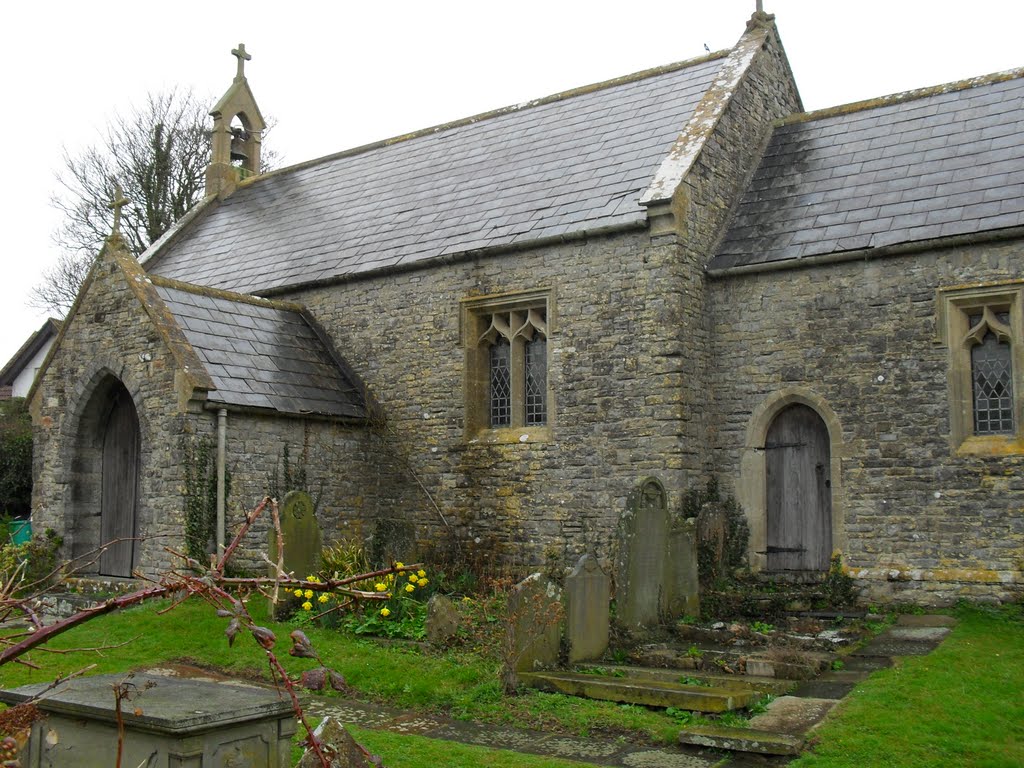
[792,604,1024,768]
[3,597,1022,767]
[0,595,675,763]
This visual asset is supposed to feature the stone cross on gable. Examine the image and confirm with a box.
[107,182,129,237]
[232,43,251,80]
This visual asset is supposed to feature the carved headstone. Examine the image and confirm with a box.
[564,554,611,663]
[506,573,563,674]
[616,477,670,628]
[269,491,321,617]
[425,594,460,646]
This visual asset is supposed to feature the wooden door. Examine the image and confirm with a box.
[99,387,140,577]
[765,404,831,571]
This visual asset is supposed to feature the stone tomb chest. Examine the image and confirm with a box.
[0,673,296,767]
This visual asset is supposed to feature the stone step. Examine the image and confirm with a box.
[573,664,797,695]
[678,725,804,756]
[520,671,755,712]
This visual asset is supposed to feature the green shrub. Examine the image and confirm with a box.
[0,529,63,596]
[0,398,32,518]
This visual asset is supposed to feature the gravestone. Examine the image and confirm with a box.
[564,554,610,663]
[507,573,563,675]
[425,594,460,646]
[0,673,296,768]
[616,476,700,628]
[269,490,322,579]
[667,516,701,617]
[616,477,670,627]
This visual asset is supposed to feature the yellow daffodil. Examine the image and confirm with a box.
[293,589,303,598]
[418,578,428,587]
[318,594,329,604]
[375,583,387,592]
[409,573,418,582]
[395,562,404,569]
[380,607,391,617]
[303,589,314,599]
[417,569,426,578]
[301,601,313,611]
[405,583,415,593]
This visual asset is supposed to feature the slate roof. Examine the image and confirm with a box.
[711,71,1024,270]
[153,281,367,418]
[147,55,726,294]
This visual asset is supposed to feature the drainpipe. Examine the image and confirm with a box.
[216,408,227,558]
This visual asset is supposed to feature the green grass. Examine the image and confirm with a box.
[7,597,1023,768]
[349,727,600,768]
[0,596,678,745]
[792,604,1024,768]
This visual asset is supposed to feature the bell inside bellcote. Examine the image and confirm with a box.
[229,127,249,163]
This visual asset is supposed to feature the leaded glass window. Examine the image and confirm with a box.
[474,300,549,431]
[971,331,1014,434]
[489,338,511,427]
[525,336,547,425]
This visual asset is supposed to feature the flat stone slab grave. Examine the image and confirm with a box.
[853,628,950,657]
[0,672,296,768]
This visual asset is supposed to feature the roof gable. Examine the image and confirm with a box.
[711,69,1024,270]
[0,318,60,387]
[147,53,727,294]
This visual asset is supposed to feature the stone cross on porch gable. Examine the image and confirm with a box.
[107,182,129,237]
[232,43,251,80]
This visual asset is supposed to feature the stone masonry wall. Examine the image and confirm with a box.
[30,243,389,578]
[214,410,402,574]
[669,19,803,484]
[706,240,1024,605]
[31,245,198,577]
[290,231,690,575]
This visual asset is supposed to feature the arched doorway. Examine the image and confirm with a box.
[96,381,140,576]
[765,404,832,572]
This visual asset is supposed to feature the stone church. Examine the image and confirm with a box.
[28,11,1024,604]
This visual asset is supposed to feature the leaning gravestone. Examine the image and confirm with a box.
[506,573,563,676]
[564,554,611,663]
[616,477,670,627]
[269,490,321,617]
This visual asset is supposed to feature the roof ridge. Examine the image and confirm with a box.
[148,274,305,312]
[778,66,1024,127]
[234,48,731,189]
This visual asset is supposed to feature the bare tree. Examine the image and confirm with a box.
[33,90,276,315]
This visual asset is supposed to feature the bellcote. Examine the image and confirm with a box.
[205,43,266,198]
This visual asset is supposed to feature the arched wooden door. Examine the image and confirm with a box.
[765,404,831,571]
[98,384,140,577]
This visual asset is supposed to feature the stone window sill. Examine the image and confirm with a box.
[466,426,552,446]
[956,434,1024,457]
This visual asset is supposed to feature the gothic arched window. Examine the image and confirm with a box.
[465,292,551,434]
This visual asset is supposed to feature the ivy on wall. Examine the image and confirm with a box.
[180,435,230,562]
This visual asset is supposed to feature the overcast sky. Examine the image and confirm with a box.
[2,0,1022,366]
